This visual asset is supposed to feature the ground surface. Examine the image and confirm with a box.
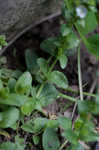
[0,16,99,150]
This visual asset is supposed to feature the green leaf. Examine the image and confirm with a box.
[94,103,99,114]
[37,58,49,76]
[22,118,48,133]
[75,143,85,150]
[78,119,99,142]
[96,93,99,104]
[8,78,16,92]
[0,94,28,107]
[25,49,38,72]
[32,135,40,145]
[40,37,59,56]
[47,120,59,128]
[0,68,13,80]
[31,86,37,98]
[42,128,60,150]
[21,120,35,133]
[0,87,9,98]
[0,56,7,65]
[74,117,84,130]
[11,70,22,79]
[63,129,78,145]
[32,118,48,133]
[0,107,19,128]
[86,34,99,58]
[77,11,98,35]
[78,120,98,142]
[15,136,25,150]
[94,91,99,114]
[39,83,59,106]
[78,100,95,115]
[15,72,32,94]
[59,54,68,69]
[0,136,25,150]
[80,131,99,142]
[67,32,80,49]
[0,79,3,90]
[67,143,85,150]
[21,98,36,115]
[0,142,16,150]
[49,71,68,89]
[60,24,71,36]
[58,117,72,130]
[0,35,7,48]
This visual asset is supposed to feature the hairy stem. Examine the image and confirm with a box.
[66,87,96,98]
[59,93,78,102]
[59,140,68,150]
[78,46,83,101]
[48,58,57,73]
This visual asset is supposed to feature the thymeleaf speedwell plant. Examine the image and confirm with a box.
[0,0,99,150]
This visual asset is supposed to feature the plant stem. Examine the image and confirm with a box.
[78,46,83,101]
[59,140,68,150]
[66,87,96,98]
[71,102,77,120]
[75,23,90,48]
[59,93,78,102]
[36,83,45,98]
[48,58,57,73]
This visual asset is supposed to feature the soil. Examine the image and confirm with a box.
[0,16,99,150]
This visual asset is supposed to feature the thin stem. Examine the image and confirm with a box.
[48,58,57,73]
[71,102,77,120]
[47,56,53,64]
[66,87,96,98]
[59,140,68,150]
[59,93,78,102]
[78,46,83,101]
[36,83,45,98]
[87,79,97,99]
[75,23,89,48]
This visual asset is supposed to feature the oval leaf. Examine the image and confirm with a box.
[21,98,36,115]
[39,83,59,106]
[59,54,68,69]
[25,49,39,72]
[0,94,28,107]
[40,37,59,56]
[37,58,48,75]
[49,71,68,89]
[0,107,19,128]
[15,72,32,94]
[43,128,60,150]
[58,117,72,130]
[87,34,99,59]
[77,11,98,35]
